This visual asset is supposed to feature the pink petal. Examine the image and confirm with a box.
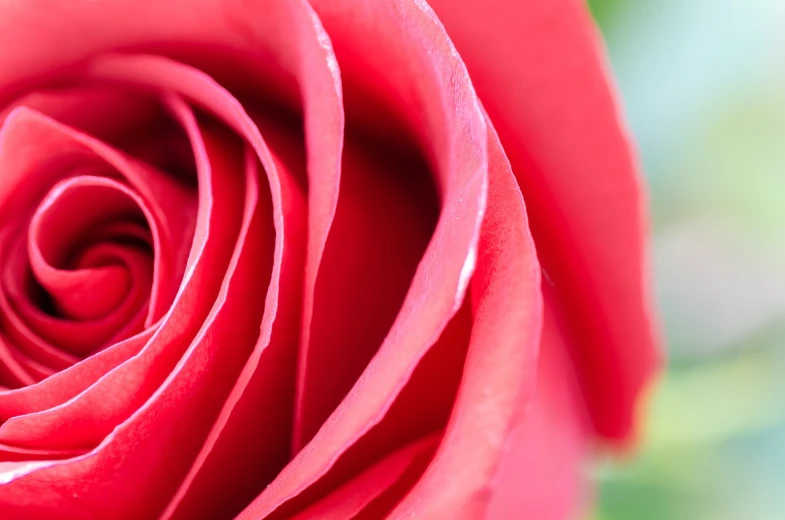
[0,85,165,149]
[293,124,439,448]
[427,0,659,441]
[290,434,440,520]
[1,0,346,441]
[237,0,488,515]
[387,116,543,518]
[0,329,154,419]
[0,102,246,452]
[161,111,307,520]
[17,178,154,349]
[485,287,590,519]
[0,99,270,518]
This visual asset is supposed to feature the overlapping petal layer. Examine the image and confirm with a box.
[427,0,660,441]
[0,0,656,518]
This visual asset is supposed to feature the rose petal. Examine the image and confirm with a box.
[0,98,272,518]
[254,296,473,520]
[80,51,333,517]
[30,201,136,321]
[0,442,82,462]
[290,434,440,520]
[0,107,195,335]
[0,95,248,449]
[427,0,659,441]
[0,329,154,419]
[1,0,346,439]
[293,125,439,447]
[0,107,190,376]
[161,112,307,520]
[0,337,40,388]
[386,119,542,517]
[0,85,164,148]
[484,287,590,519]
[0,4,342,512]
[237,0,488,515]
[9,178,155,353]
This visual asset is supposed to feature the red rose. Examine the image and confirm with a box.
[0,0,659,518]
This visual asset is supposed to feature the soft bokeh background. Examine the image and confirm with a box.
[588,1,785,519]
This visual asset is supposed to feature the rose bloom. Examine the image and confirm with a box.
[0,0,658,518]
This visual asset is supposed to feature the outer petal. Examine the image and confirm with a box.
[427,0,659,440]
[485,287,590,519]
[388,117,544,518]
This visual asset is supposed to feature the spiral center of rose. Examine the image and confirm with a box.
[0,102,197,389]
[29,179,154,322]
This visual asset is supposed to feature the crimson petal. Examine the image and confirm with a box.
[427,0,659,441]
[238,0,488,515]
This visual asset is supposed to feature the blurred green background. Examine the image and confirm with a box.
[588,1,785,519]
